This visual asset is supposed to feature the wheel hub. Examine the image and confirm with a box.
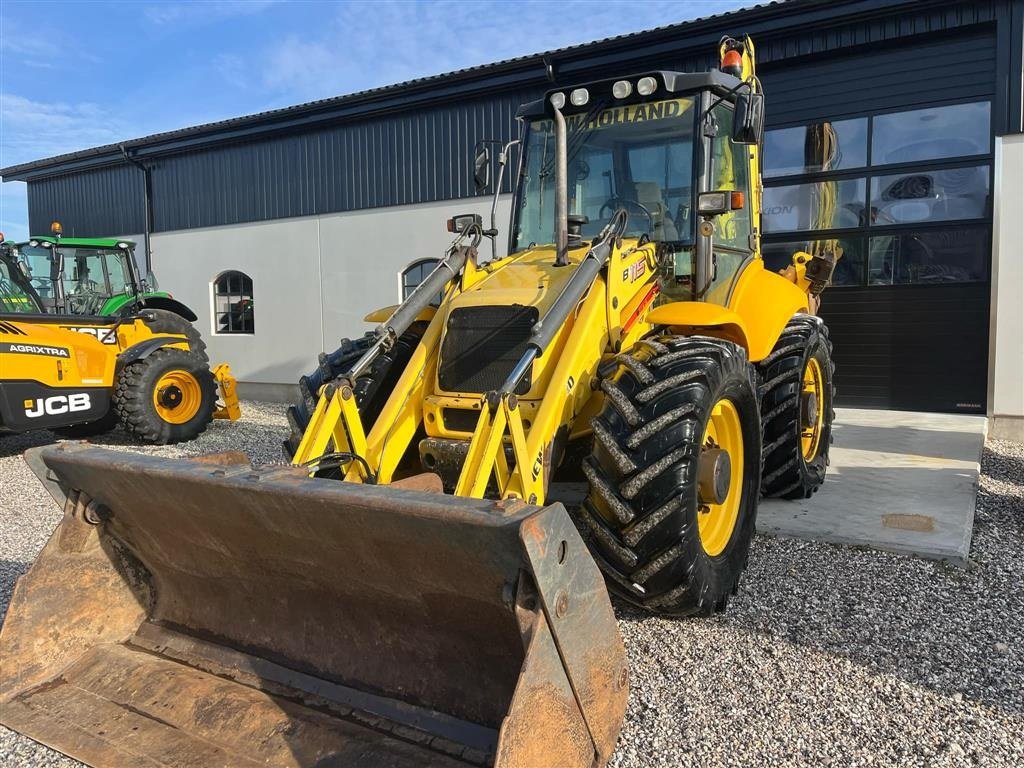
[157,385,184,410]
[801,390,818,428]
[698,447,732,506]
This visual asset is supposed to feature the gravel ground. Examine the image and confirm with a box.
[1,404,1021,767]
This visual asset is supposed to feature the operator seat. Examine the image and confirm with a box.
[634,182,679,241]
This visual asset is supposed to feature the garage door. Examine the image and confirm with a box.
[759,32,995,413]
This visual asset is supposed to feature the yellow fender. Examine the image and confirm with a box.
[646,302,750,351]
[647,262,809,363]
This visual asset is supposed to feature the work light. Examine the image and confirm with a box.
[570,88,590,106]
[612,80,632,99]
[637,76,658,96]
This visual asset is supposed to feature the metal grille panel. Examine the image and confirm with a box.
[438,306,537,395]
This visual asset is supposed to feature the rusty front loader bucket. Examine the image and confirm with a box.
[1,444,627,768]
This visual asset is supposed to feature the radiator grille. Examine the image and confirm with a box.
[438,305,537,395]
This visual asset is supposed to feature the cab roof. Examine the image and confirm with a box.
[21,236,134,249]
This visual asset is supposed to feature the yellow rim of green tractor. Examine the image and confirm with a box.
[153,370,203,425]
[801,358,825,461]
[698,398,744,557]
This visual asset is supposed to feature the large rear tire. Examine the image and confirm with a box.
[758,315,835,499]
[284,324,426,460]
[577,335,761,617]
[139,309,208,362]
[113,348,217,444]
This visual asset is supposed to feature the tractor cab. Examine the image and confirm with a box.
[510,59,764,310]
[15,227,143,315]
[11,223,195,320]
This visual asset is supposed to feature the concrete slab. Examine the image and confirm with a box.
[756,408,987,564]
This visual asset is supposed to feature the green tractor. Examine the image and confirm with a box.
[4,222,196,321]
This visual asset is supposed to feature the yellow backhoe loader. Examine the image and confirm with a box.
[2,37,835,767]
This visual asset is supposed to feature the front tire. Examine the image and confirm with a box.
[284,324,426,460]
[577,336,761,617]
[758,315,835,499]
[113,348,217,444]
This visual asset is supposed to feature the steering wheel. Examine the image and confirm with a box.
[599,198,652,232]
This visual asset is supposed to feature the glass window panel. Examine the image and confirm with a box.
[213,270,254,334]
[868,229,988,285]
[870,165,989,225]
[762,178,865,233]
[402,259,442,304]
[104,253,130,294]
[710,103,752,251]
[763,118,868,178]
[871,102,990,165]
[761,238,865,287]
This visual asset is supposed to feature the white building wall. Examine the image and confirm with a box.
[988,134,1024,440]
[148,195,512,397]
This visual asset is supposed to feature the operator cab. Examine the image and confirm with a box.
[511,61,764,306]
[15,234,142,315]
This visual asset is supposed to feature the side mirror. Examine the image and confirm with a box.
[473,146,491,194]
[733,91,765,145]
[446,213,483,234]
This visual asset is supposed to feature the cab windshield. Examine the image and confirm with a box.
[16,243,134,314]
[512,96,697,252]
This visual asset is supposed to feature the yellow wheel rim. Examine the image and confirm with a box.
[800,358,825,462]
[152,370,202,425]
[698,399,744,557]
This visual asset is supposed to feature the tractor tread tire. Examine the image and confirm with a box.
[139,309,208,362]
[576,335,761,617]
[284,324,426,460]
[113,348,217,444]
[758,315,835,499]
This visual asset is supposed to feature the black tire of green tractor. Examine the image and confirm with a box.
[576,335,762,617]
[758,315,835,499]
[283,323,427,460]
[52,409,120,439]
[113,348,218,444]
[139,309,208,362]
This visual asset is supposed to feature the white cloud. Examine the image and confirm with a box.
[144,0,280,26]
[0,93,140,168]
[259,0,743,101]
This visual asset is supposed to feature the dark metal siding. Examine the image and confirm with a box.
[759,28,998,126]
[150,90,537,231]
[18,0,1020,237]
[820,285,990,412]
[27,164,144,237]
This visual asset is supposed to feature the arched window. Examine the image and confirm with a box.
[213,270,254,334]
[401,259,439,301]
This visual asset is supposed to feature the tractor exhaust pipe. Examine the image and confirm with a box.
[553,105,569,267]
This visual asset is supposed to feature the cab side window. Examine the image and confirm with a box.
[710,104,753,251]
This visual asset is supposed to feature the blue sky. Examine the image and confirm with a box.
[0,0,749,240]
